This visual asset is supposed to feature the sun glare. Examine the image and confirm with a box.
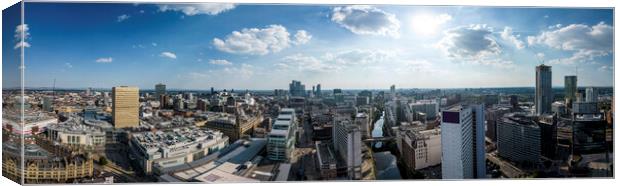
[411,13,452,35]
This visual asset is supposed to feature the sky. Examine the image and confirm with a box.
[2,3,614,90]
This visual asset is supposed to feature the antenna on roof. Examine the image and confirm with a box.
[575,65,579,76]
[52,78,56,107]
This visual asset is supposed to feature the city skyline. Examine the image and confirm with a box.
[2,3,614,90]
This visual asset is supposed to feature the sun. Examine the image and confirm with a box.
[411,14,452,35]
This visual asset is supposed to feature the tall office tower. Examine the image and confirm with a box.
[564,76,577,105]
[155,83,166,98]
[312,86,316,97]
[535,64,553,115]
[112,86,139,128]
[316,84,322,97]
[441,104,486,179]
[333,118,362,180]
[390,85,396,98]
[496,113,541,164]
[210,87,215,94]
[585,87,598,103]
[289,80,306,97]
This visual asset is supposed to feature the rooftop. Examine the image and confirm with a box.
[132,125,224,151]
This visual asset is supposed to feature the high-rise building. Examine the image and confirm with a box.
[496,113,541,165]
[112,86,139,128]
[564,76,577,105]
[289,80,306,97]
[538,114,557,159]
[441,104,486,179]
[535,64,553,115]
[316,84,322,97]
[485,106,511,142]
[571,102,607,155]
[390,85,396,98]
[333,118,362,180]
[155,83,166,98]
[585,87,598,103]
[159,94,170,109]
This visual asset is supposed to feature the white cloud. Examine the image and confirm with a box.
[437,24,515,68]
[151,42,157,47]
[398,60,439,73]
[548,50,609,65]
[530,22,613,65]
[117,14,130,22]
[331,5,400,38]
[158,3,235,16]
[277,49,396,73]
[213,25,310,55]
[536,52,545,59]
[209,59,232,65]
[14,24,31,49]
[437,24,500,59]
[279,54,339,72]
[160,52,177,59]
[95,57,113,63]
[189,63,255,80]
[293,30,312,45]
[64,63,73,68]
[500,27,525,49]
[598,65,613,72]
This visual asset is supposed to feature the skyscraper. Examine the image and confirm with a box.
[289,80,306,97]
[564,76,577,105]
[441,104,486,179]
[155,83,166,98]
[316,84,322,97]
[535,64,552,115]
[112,86,139,128]
[585,87,598,103]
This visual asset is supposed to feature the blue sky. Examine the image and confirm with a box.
[2,3,614,90]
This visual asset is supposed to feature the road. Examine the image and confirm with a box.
[290,113,320,180]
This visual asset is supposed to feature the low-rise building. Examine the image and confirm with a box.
[2,142,93,184]
[129,126,229,175]
[267,108,297,161]
[315,141,337,179]
[401,128,441,171]
[496,113,541,165]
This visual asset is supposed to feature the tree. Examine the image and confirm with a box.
[99,157,109,166]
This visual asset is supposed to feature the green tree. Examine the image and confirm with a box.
[99,157,109,166]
